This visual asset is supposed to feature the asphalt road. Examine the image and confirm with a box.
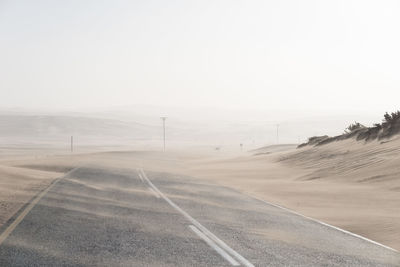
[0,166,399,266]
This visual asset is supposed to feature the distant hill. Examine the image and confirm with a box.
[0,115,159,145]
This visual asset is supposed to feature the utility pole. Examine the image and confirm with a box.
[276,124,279,144]
[71,136,73,153]
[160,117,167,152]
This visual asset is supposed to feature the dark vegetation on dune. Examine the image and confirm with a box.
[299,111,400,148]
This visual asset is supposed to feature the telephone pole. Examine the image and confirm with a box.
[276,124,279,144]
[70,136,73,153]
[160,117,167,152]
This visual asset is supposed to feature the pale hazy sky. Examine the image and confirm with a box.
[1,0,399,113]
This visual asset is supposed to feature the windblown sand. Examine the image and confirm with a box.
[0,138,399,251]
[0,165,63,227]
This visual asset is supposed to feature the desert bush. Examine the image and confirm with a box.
[297,135,329,148]
[344,122,365,134]
[373,123,382,129]
[299,110,400,148]
[379,110,400,139]
[382,111,400,127]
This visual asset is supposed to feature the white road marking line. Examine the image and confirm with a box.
[137,171,144,183]
[244,193,399,253]
[148,187,160,198]
[189,225,240,266]
[140,169,255,267]
[0,167,79,246]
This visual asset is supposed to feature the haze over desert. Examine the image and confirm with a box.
[1,0,400,266]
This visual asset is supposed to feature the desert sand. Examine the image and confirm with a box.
[0,164,63,227]
[0,137,399,251]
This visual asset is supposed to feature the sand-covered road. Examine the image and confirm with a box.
[0,137,400,265]
[0,164,398,266]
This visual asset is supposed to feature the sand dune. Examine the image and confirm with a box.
[281,137,400,190]
[0,114,159,146]
[0,138,399,251]
[251,144,298,155]
[183,140,400,250]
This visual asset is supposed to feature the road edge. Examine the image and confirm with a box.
[0,167,79,246]
[240,190,399,253]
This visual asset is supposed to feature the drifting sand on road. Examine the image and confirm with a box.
[0,165,63,227]
[0,138,399,251]
[184,138,400,251]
